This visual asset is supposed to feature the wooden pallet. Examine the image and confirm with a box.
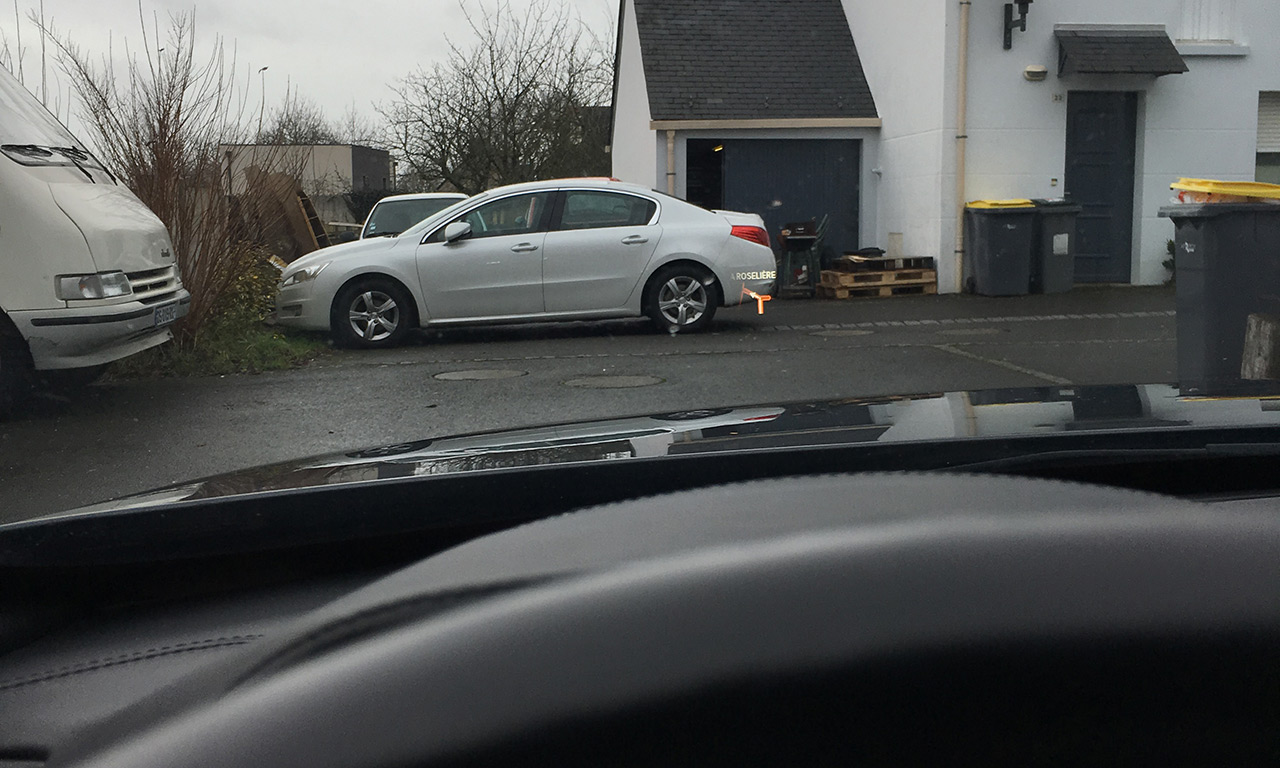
[817,283,938,300]
[833,255,936,272]
[296,190,332,250]
[820,268,937,288]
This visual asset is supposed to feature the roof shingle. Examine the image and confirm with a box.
[633,0,878,121]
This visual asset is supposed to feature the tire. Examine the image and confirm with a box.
[39,364,107,392]
[644,264,719,334]
[331,277,416,349]
[0,324,32,416]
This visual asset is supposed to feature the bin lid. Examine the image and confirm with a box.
[968,199,1035,209]
[1170,178,1280,201]
[1032,198,1082,210]
[1159,203,1280,219]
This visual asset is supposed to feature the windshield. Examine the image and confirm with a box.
[362,197,464,238]
[0,65,81,147]
[0,0,1277,523]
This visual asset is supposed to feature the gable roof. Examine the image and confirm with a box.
[632,0,878,122]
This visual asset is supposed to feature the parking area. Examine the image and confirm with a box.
[0,286,1176,521]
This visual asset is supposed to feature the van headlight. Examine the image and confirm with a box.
[280,262,330,288]
[56,272,133,300]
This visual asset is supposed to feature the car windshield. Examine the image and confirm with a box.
[363,197,462,238]
[0,1,1275,526]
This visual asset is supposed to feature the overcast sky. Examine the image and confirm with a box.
[0,0,615,136]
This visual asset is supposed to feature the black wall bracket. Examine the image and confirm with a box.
[1004,1,1033,50]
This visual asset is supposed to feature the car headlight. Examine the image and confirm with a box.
[280,262,330,288]
[55,271,133,300]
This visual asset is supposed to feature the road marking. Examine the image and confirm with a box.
[757,310,1174,333]
[933,344,1074,385]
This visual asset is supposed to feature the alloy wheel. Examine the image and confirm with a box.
[348,290,401,343]
[657,276,708,327]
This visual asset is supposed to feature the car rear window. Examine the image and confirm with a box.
[558,191,657,230]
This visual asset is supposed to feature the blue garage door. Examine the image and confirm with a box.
[719,139,861,258]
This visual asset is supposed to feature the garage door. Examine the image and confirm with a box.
[699,139,861,257]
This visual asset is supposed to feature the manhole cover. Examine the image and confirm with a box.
[563,375,664,389]
[936,327,1004,336]
[811,329,875,338]
[434,369,528,381]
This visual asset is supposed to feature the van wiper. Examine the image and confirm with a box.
[57,146,119,184]
[51,146,96,183]
[1,143,54,158]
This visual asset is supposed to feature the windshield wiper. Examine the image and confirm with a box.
[51,146,97,183]
[1,143,54,158]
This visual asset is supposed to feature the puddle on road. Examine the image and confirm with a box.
[434,369,528,381]
[563,375,664,389]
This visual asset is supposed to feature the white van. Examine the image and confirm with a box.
[0,66,189,402]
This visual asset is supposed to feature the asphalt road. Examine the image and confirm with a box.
[0,286,1177,521]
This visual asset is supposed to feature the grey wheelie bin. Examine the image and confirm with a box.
[1159,202,1280,396]
[963,201,1036,296]
[1031,199,1081,294]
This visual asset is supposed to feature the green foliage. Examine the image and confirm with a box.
[107,256,329,379]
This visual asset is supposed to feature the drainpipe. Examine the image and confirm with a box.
[954,0,972,292]
[666,130,676,195]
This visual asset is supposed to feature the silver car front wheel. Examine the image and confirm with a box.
[332,278,415,349]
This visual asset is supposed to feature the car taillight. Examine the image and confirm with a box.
[731,225,770,247]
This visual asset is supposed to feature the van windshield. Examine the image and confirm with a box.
[0,67,82,147]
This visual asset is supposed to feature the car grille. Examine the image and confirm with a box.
[127,266,181,305]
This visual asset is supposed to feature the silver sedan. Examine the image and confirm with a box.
[275,179,777,347]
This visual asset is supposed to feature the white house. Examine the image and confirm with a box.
[611,0,1280,292]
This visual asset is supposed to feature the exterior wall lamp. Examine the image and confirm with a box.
[1004,0,1033,50]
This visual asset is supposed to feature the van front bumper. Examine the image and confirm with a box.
[12,291,191,370]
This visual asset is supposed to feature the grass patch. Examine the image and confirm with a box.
[106,324,329,379]
[106,256,331,380]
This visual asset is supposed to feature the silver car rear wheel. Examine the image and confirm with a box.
[645,265,718,333]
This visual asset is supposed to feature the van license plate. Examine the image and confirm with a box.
[153,304,178,327]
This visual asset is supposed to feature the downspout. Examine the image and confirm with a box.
[666,130,676,195]
[953,0,972,292]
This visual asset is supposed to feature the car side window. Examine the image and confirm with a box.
[424,192,551,244]
[463,193,552,239]
[556,191,657,231]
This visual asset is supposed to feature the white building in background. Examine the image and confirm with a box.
[611,0,1280,293]
[219,143,393,224]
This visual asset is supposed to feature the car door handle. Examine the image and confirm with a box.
[510,243,539,253]
[621,235,649,245]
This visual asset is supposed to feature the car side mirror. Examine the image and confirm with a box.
[444,221,472,243]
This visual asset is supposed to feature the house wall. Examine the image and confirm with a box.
[840,0,956,285]
[611,0,658,187]
[350,146,392,193]
[961,0,1277,286]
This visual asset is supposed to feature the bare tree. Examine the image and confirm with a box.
[45,10,305,342]
[381,0,612,195]
[258,91,339,145]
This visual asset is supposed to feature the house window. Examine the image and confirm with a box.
[1179,0,1237,42]
[1258,92,1280,184]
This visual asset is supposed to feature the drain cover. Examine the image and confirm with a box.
[564,375,664,389]
[434,369,528,381]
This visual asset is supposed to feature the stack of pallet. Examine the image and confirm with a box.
[817,255,938,300]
